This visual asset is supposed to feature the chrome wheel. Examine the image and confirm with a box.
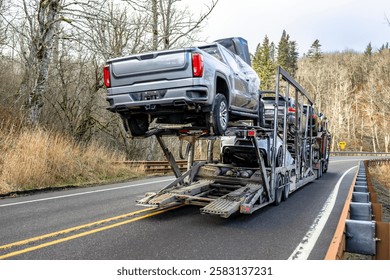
[212,94,229,135]
[219,100,228,130]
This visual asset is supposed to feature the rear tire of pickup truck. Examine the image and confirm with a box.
[212,94,228,135]
[127,115,149,136]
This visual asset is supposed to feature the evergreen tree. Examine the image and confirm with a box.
[277,30,290,71]
[252,43,262,77]
[277,30,299,77]
[288,40,299,76]
[270,42,276,62]
[379,44,385,53]
[260,35,276,90]
[364,42,372,56]
[307,39,323,62]
[252,35,276,90]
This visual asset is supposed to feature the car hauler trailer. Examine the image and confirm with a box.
[135,67,330,218]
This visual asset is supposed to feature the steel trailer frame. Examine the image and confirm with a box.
[136,67,320,218]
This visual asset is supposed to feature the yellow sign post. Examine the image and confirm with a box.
[339,142,347,151]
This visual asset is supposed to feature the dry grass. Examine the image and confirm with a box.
[0,124,144,195]
[369,164,390,190]
[368,163,390,224]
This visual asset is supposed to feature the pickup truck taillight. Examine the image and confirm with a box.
[103,65,111,88]
[192,53,204,77]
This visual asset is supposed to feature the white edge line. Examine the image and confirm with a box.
[0,178,173,208]
[288,165,358,260]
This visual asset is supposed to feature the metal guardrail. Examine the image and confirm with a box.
[124,157,390,175]
[121,160,188,174]
[325,159,390,260]
[367,158,390,166]
[330,151,390,156]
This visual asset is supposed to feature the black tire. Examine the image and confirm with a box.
[127,115,149,136]
[179,140,191,160]
[323,160,328,173]
[212,94,228,135]
[316,161,323,179]
[282,173,290,201]
[274,174,283,206]
[276,148,283,167]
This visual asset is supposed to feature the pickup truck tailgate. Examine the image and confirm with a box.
[109,49,193,88]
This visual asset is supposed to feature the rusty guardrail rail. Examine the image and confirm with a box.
[330,151,390,157]
[367,158,390,166]
[325,159,390,260]
[121,160,188,174]
[122,152,390,174]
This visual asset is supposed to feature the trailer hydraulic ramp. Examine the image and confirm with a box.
[138,127,273,218]
[200,183,264,218]
[137,179,214,208]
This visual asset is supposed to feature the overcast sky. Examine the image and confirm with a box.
[189,0,390,55]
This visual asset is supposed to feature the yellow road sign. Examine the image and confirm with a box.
[339,142,346,151]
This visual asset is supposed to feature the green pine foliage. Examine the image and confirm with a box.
[307,39,323,62]
[276,30,299,77]
[288,40,299,76]
[252,35,276,90]
[277,30,290,71]
[364,42,372,56]
[252,31,299,89]
[379,42,390,53]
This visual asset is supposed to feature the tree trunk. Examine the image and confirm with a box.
[27,0,60,125]
[152,0,158,51]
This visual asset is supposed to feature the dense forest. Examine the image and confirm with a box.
[0,0,389,163]
[253,34,390,153]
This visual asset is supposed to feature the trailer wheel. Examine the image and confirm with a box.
[316,162,323,179]
[274,174,283,206]
[282,173,290,201]
[212,94,228,135]
[127,115,149,136]
[179,140,191,160]
[276,148,283,167]
[323,160,328,173]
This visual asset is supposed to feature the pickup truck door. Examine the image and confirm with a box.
[220,48,248,108]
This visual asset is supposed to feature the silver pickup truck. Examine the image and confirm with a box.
[103,37,261,136]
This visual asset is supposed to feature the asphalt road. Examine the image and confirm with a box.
[0,156,376,260]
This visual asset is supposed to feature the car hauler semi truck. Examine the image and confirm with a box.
[131,66,331,218]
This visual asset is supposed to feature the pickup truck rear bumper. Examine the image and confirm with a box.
[106,86,212,114]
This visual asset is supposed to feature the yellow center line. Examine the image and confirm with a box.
[0,205,182,260]
[0,207,153,251]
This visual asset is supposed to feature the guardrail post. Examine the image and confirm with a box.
[326,158,390,260]
[374,222,390,260]
[350,202,372,221]
[352,192,370,203]
[345,220,376,255]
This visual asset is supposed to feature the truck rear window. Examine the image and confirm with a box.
[199,46,224,63]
